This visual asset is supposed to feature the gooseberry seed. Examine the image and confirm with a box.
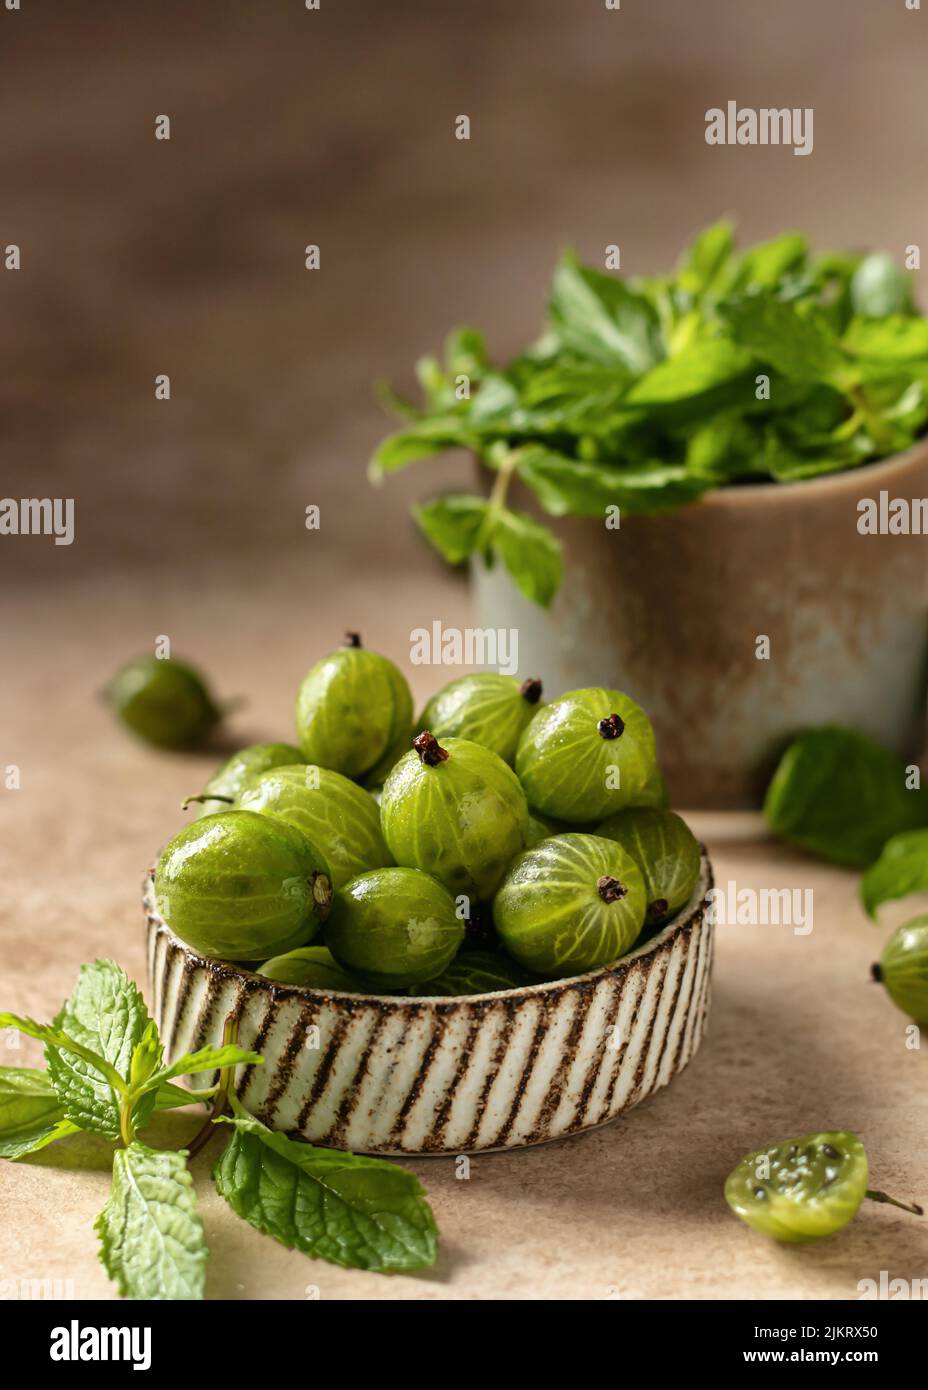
[597,875,627,904]
[598,713,625,740]
[413,730,449,766]
[519,677,543,705]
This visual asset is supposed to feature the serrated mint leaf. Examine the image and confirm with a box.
[96,1143,207,1300]
[0,1067,81,1160]
[548,253,662,373]
[414,495,489,564]
[860,830,928,920]
[213,1113,437,1273]
[625,338,752,409]
[516,447,708,516]
[46,960,152,1140]
[764,728,928,868]
[843,316,928,364]
[144,1044,262,1091]
[489,508,562,608]
[720,295,851,385]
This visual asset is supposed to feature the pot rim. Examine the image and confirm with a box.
[143,850,712,1009]
[483,431,928,514]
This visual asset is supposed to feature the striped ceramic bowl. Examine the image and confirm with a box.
[144,853,714,1155]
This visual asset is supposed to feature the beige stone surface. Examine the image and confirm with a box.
[1,0,927,1301]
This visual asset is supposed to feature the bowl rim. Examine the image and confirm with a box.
[143,850,713,1011]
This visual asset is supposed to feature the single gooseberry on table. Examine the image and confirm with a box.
[294,632,413,781]
[724,1131,922,1242]
[492,832,646,978]
[871,915,928,1026]
[324,866,464,989]
[515,687,662,823]
[106,654,222,750]
[193,741,304,817]
[596,807,700,926]
[154,810,332,961]
[417,673,544,767]
[380,732,529,900]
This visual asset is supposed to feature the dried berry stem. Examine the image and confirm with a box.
[181,793,234,810]
[598,713,625,740]
[344,631,362,648]
[519,677,543,705]
[597,875,628,904]
[413,731,449,766]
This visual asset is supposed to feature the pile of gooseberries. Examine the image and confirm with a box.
[152,634,702,995]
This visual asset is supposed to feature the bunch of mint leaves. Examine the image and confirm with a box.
[0,960,437,1298]
[371,221,928,606]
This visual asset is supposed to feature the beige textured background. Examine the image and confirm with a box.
[1,0,926,1300]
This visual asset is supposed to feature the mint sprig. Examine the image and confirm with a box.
[0,959,439,1298]
[373,223,928,604]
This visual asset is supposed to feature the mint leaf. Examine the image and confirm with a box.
[728,232,808,291]
[548,253,661,373]
[45,961,152,1140]
[517,447,708,516]
[720,295,851,385]
[0,1067,81,1160]
[624,338,752,409]
[489,508,562,608]
[860,830,928,920]
[843,316,928,364]
[676,219,734,296]
[764,728,928,868]
[96,1142,207,1300]
[143,1044,262,1092]
[414,495,490,564]
[213,1113,437,1273]
[368,418,473,479]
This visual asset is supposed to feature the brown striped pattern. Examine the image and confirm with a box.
[144,855,714,1155]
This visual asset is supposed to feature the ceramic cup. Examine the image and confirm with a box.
[473,441,928,808]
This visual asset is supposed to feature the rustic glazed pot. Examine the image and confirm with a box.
[473,441,928,809]
[144,853,714,1156]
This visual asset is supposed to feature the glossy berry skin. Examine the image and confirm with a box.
[492,833,646,979]
[324,867,464,989]
[515,687,661,823]
[236,763,392,889]
[107,655,221,750]
[196,742,304,817]
[256,945,367,992]
[295,639,413,780]
[381,735,529,900]
[596,807,700,925]
[417,674,543,767]
[725,1131,868,1243]
[407,950,535,997]
[873,915,928,1026]
[154,810,332,962]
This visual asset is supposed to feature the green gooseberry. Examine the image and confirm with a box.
[872,915,928,1026]
[381,732,529,900]
[106,654,222,750]
[295,632,413,780]
[525,811,569,848]
[417,674,544,766]
[257,945,368,992]
[154,810,332,961]
[492,832,646,978]
[193,742,304,817]
[230,763,392,890]
[596,807,700,926]
[324,867,464,989]
[725,1131,923,1243]
[408,949,535,997]
[515,687,661,823]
